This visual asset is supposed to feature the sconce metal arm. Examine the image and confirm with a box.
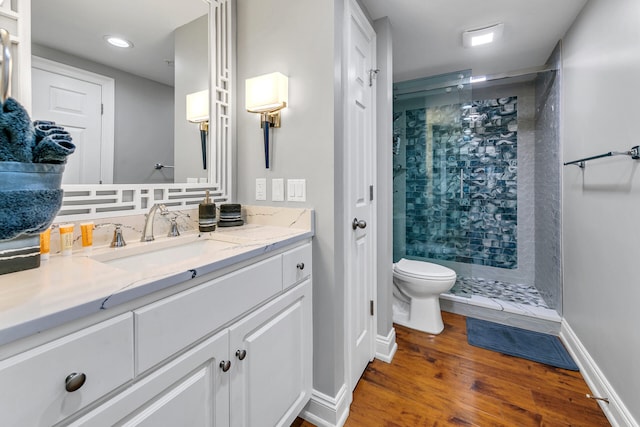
[248,105,286,169]
[199,121,208,170]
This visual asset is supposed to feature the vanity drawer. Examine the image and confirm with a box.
[135,255,283,374]
[0,313,134,427]
[282,243,312,290]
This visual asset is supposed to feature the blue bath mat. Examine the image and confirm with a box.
[466,317,579,371]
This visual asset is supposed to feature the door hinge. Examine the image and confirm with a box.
[369,185,374,201]
[370,300,374,316]
[368,68,380,87]
[101,103,104,115]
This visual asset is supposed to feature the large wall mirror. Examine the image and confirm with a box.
[30,0,213,186]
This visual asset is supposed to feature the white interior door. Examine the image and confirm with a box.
[31,57,114,184]
[345,0,377,391]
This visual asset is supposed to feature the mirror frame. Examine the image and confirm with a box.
[16,0,234,221]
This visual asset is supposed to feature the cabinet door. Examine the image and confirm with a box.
[229,280,312,427]
[69,330,231,427]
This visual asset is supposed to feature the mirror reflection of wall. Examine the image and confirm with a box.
[30,0,209,185]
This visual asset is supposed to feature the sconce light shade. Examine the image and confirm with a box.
[245,72,288,113]
[186,90,209,123]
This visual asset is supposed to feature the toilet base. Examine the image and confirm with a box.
[393,295,445,335]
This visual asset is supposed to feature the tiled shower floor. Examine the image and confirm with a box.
[441,276,560,322]
[449,276,548,307]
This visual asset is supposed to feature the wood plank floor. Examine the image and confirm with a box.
[293,311,610,426]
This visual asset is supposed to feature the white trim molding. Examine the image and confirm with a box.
[560,319,638,427]
[56,183,224,223]
[209,0,234,200]
[300,384,350,427]
[375,327,398,363]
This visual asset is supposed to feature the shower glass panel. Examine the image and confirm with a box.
[393,70,521,297]
[393,65,562,313]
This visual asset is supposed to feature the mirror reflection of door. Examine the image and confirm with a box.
[31,58,115,184]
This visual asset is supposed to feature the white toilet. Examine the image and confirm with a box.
[392,258,457,334]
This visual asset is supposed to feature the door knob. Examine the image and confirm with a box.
[352,218,367,230]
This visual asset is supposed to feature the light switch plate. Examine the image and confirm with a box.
[256,178,267,201]
[287,179,306,202]
[272,178,284,201]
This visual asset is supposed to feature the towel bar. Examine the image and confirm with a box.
[154,163,175,170]
[564,145,640,168]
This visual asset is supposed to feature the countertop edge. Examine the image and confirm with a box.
[0,230,313,348]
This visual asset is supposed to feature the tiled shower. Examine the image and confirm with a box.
[393,53,562,319]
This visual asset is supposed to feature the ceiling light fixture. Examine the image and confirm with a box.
[104,36,133,49]
[462,23,503,48]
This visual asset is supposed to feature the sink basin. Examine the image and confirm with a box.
[91,236,237,272]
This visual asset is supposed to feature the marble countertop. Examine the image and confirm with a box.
[0,208,314,347]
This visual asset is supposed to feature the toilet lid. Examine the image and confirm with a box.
[394,258,456,279]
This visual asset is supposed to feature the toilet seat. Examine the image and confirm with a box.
[394,258,456,281]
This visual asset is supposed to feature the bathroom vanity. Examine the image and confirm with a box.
[0,211,313,427]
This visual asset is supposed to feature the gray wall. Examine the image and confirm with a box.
[374,17,394,342]
[235,0,344,398]
[32,45,174,184]
[534,45,562,312]
[562,0,640,421]
[174,15,209,183]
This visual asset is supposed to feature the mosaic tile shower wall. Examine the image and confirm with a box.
[405,97,518,268]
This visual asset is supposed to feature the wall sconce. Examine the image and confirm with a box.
[186,89,209,169]
[245,72,288,169]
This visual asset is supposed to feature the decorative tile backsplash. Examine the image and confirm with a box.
[404,97,519,269]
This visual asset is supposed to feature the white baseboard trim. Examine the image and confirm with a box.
[375,327,398,363]
[300,383,351,427]
[560,319,638,427]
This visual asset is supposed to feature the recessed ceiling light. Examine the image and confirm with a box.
[462,23,504,48]
[104,36,133,49]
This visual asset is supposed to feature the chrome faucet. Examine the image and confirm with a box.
[110,224,127,247]
[141,204,169,242]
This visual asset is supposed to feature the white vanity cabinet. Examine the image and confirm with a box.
[0,313,134,427]
[0,240,313,427]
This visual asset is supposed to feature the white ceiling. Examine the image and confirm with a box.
[31,0,209,86]
[31,1,588,87]
[360,0,588,82]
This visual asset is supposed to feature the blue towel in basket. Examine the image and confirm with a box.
[0,162,65,241]
[0,101,71,241]
[0,98,35,162]
[0,189,64,240]
[32,120,75,164]
[33,120,65,138]
[32,134,75,164]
